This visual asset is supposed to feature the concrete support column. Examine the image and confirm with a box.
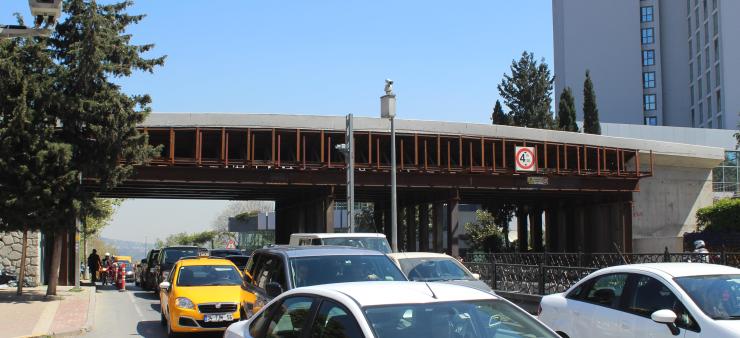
[575,205,586,252]
[516,205,529,252]
[545,205,559,252]
[405,204,417,252]
[433,202,444,252]
[324,196,335,233]
[530,206,544,252]
[419,203,430,251]
[447,193,460,257]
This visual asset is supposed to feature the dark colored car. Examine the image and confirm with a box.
[209,249,244,257]
[154,246,201,291]
[241,246,407,319]
[224,255,250,271]
[138,249,159,291]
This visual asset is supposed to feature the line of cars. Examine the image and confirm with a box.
[140,233,740,337]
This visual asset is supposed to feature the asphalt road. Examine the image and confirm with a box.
[79,284,223,338]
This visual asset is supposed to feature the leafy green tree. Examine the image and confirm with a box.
[0,29,77,295]
[490,100,510,125]
[557,87,578,132]
[464,210,505,253]
[696,198,740,232]
[497,51,554,129]
[582,70,601,135]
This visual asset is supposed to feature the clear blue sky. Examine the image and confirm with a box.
[3,1,554,242]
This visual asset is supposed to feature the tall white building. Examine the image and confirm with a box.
[552,0,739,129]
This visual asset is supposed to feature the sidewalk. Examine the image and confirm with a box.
[0,284,95,338]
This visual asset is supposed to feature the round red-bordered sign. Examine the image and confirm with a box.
[515,147,536,171]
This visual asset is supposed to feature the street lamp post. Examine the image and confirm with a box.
[380,79,398,252]
[336,114,355,233]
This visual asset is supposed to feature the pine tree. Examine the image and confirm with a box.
[497,51,554,129]
[557,87,578,132]
[491,100,510,125]
[0,35,77,295]
[582,70,601,135]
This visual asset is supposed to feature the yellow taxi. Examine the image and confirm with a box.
[158,256,244,336]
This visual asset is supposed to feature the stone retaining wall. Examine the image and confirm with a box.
[0,231,41,284]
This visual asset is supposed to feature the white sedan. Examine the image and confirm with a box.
[387,252,494,293]
[538,263,740,338]
[225,281,560,338]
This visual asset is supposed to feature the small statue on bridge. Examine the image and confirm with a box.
[384,79,394,95]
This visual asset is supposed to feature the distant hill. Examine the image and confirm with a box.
[101,237,149,261]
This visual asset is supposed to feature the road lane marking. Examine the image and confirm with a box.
[127,290,144,318]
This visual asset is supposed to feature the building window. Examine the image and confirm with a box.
[690,85,695,105]
[687,0,691,15]
[713,12,718,36]
[717,114,723,129]
[697,55,702,75]
[644,94,656,111]
[642,50,655,66]
[706,71,711,92]
[644,116,658,126]
[643,72,656,88]
[708,100,713,117]
[696,32,701,51]
[705,47,710,67]
[714,39,720,61]
[716,64,720,87]
[703,0,708,19]
[717,90,722,112]
[688,18,692,38]
[714,151,739,192]
[699,102,704,122]
[695,8,699,28]
[708,118,713,129]
[641,6,654,22]
[699,78,703,96]
[713,0,717,10]
[689,41,693,58]
[705,22,709,44]
[641,28,654,44]
[691,108,696,127]
[690,63,694,81]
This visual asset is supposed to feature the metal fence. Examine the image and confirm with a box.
[464,250,740,296]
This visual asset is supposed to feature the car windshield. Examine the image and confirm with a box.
[399,257,473,282]
[290,255,406,288]
[322,237,392,253]
[162,248,199,264]
[674,274,740,320]
[176,265,242,287]
[364,299,558,338]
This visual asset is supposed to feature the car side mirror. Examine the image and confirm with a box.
[159,282,171,291]
[244,271,254,284]
[651,309,680,336]
[266,282,283,298]
[472,273,481,280]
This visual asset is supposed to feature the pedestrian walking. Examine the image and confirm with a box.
[87,249,102,287]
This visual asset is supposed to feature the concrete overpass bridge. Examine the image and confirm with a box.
[93,113,722,256]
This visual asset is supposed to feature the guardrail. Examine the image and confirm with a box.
[464,249,740,296]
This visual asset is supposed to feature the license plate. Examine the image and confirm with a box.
[204,313,233,322]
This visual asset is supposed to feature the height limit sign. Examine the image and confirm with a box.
[515,146,536,172]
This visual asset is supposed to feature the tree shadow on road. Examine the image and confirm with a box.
[136,320,167,338]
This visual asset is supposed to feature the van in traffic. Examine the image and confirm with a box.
[288,233,392,253]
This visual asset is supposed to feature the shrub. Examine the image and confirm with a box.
[696,198,740,232]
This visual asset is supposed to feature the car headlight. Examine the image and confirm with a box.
[175,297,195,309]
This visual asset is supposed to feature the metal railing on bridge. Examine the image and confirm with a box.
[464,250,740,295]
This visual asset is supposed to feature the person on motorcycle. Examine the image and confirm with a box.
[693,240,709,263]
[101,253,112,285]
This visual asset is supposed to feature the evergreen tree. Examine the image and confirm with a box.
[39,0,165,296]
[0,34,77,295]
[490,100,510,125]
[557,87,578,132]
[497,51,554,129]
[582,70,601,135]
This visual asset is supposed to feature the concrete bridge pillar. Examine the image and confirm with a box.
[447,193,460,257]
[530,206,544,252]
[545,204,560,252]
[433,202,445,252]
[406,204,417,252]
[419,203,430,251]
[516,205,529,252]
